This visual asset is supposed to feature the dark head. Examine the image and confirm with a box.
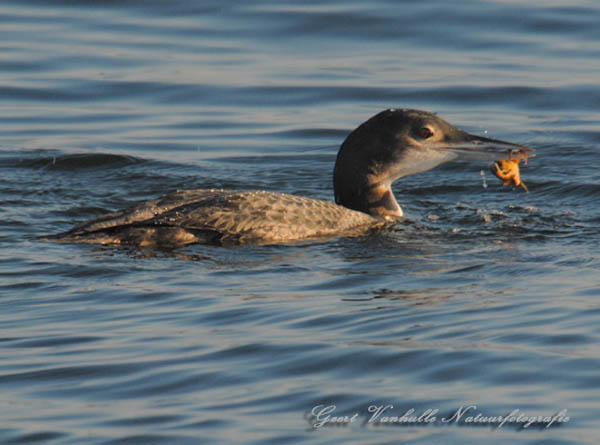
[333,108,533,219]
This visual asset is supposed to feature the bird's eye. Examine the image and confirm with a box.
[419,127,434,139]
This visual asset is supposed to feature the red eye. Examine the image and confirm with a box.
[419,127,434,138]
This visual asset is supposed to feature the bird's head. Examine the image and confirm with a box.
[333,108,533,218]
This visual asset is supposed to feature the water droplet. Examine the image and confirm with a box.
[480,170,487,188]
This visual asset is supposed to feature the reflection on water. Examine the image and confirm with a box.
[1,0,599,444]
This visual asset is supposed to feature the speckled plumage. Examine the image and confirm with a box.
[46,189,382,246]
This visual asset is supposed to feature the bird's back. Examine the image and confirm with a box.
[44,189,381,247]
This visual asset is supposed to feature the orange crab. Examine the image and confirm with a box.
[493,149,532,193]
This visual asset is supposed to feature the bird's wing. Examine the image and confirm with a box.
[62,189,377,244]
[149,190,378,243]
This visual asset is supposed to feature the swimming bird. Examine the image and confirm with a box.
[42,109,532,247]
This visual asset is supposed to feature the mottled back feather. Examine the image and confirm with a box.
[47,189,383,246]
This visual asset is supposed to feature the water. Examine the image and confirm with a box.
[1,0,599,443]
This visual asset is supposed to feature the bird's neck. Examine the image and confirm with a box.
[365,183,404,220]
[334,175,403,220]
[333,142,404,219]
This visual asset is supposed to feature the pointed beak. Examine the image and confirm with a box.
[440,132,535,162]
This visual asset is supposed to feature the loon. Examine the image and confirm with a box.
[42,109,532,247]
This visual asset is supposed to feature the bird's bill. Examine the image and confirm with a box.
[442,133,535,162]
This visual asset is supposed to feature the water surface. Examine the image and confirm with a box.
[1,1,599,444]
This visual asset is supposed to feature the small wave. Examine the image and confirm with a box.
[15,153,145,171]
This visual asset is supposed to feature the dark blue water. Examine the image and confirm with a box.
[1,1,599,443]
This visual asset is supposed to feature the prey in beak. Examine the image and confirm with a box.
[435,130,535,192]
